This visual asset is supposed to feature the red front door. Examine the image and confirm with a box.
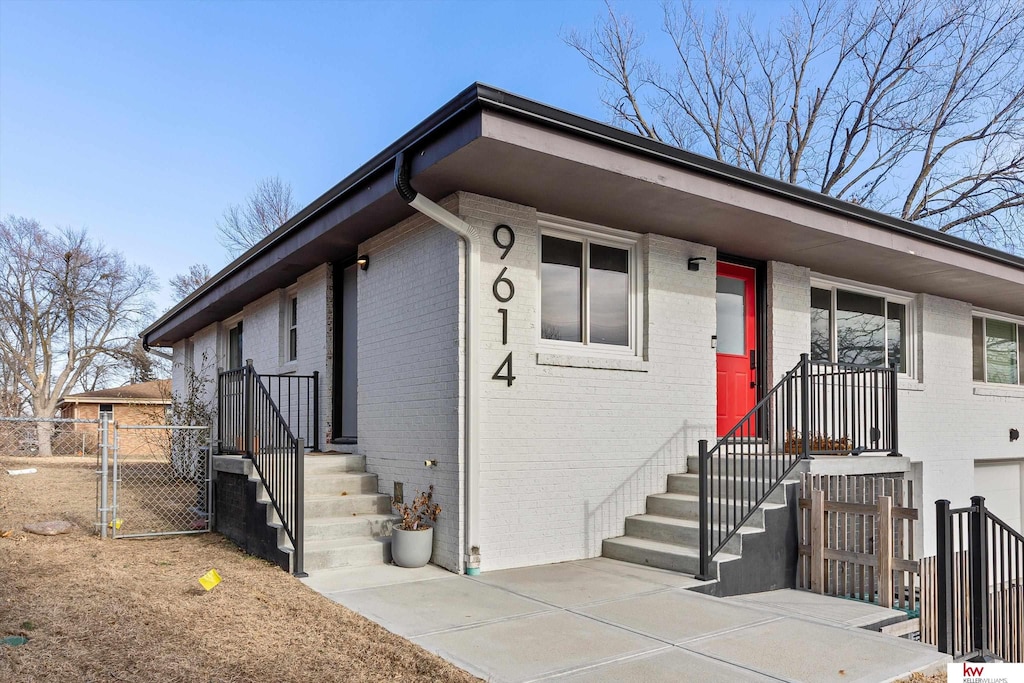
[716,263,758,437]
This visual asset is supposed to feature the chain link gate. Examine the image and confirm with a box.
[106,422,212,538]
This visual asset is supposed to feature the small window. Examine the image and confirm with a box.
[287,296,298,362]
[540,228,636,351]
[99,404,114,421]
[228,321,243,369]
[973,315,1022,385]
[810,282,910,373]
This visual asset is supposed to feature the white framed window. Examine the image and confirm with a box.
[287,295,298,362]
[538,216,641,356]
[973,311,1024,385]
[99,403,114,422]
[810,276,915,375]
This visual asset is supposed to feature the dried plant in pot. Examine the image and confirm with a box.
[391,485,441,568]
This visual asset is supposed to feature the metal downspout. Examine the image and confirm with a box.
[395,152,482,575]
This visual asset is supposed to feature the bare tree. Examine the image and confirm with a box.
[216,176,297,257]
[0,216,157,454]
[169,263,212,300]
[0,358,26,416]
[74,354,120,393]
[565,0,1024,252]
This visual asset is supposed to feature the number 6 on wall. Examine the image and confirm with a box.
[492,352,515,387]
[492,267,515,303]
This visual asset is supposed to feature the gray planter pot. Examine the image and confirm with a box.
[391,527,434,568]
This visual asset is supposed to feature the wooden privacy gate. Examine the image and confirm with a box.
[798,473,919,610]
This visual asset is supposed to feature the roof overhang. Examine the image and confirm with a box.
[143,84,1024,347]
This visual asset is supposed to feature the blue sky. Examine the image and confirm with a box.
[0,0,783,309]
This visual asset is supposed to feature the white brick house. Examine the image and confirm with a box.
[143,84,1024,581]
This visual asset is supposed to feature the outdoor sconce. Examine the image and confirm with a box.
[357,254,370,271]
[424,459,438,467]
[688,256,707,272]
[1011,428,1020,442]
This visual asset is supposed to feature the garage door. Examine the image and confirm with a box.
[975,461,1023,533]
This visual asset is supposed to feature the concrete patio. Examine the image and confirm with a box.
[303,559,948,682]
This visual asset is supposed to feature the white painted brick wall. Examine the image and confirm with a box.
[897,294,1024,554]
[459,192,717,571]
[168,191,1023,572]
[767,261,811,384]
[357,201,464,572]
[168,266,333,451]
[768,272,1024,555]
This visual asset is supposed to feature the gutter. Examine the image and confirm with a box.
[143,82,1023,348]
[394,152,483,576]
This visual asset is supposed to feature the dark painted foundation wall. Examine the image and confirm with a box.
[691,481,800,598]
[214,469,290,571]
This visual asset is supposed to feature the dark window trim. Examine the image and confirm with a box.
[331,258,358,444]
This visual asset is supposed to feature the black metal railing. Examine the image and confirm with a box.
[218,366,248,455]
[250,374,305,577]
[936,496,1023,663]
[217,361,319,454]
[259,371,320,453]
[806,360,898,455]
[697,353,898,579]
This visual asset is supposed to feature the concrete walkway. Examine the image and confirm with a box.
[303,559,948,683]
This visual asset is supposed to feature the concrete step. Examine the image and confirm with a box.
[667,473,789,504]
[601,536,738,577]
[304,513,399,542]
[305,493,392,518]
[304,453,366,473]
[303,536,392,571]
[305,471,379,497]
[624,514,762,555]
[645,493,784,526]
[686,454,800,476]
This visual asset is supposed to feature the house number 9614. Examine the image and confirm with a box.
[492,224,516,386]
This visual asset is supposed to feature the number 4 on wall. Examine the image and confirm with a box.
[492,352,515,387]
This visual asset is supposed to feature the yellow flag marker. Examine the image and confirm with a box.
[198,569,222,591]
[108,519,123,530]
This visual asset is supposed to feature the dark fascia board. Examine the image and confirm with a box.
[143,82,1024,347]
[471,84,1024,271]
[141,83,486,346]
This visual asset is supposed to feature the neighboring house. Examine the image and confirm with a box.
[142,84,1024,583]
[59,380,172,455]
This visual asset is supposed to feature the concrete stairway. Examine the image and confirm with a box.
[300,452,398,572]
[602,453,800,593]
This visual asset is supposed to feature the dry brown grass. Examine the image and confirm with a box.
[898,670,947,682]
[0,456,478,682]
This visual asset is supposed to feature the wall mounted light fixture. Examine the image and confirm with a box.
[357,254,370,271]
[688,256,707,272]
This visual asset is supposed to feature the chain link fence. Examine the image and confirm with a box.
[109,423,212,538]
[0,416,98,457]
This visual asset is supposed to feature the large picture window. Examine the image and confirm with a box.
[540,223,637,352]
[810,282,910,373]
[973,315,1023,385]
